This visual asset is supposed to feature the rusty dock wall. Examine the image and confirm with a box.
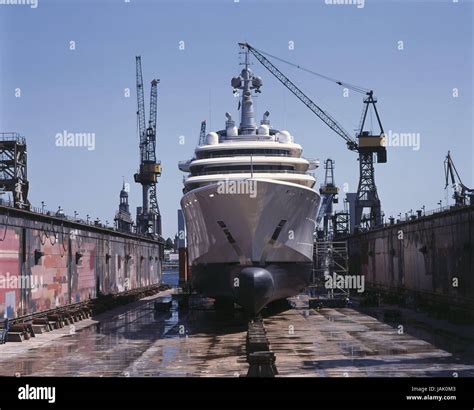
[347,205,474,319]
[0,205,164,318]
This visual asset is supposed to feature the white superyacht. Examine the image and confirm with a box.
[179,51,320,314]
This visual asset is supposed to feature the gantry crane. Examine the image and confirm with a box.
[316,159,339,238]
[444,151,474,206]
[134,56,162,236]
[239,43,387,231]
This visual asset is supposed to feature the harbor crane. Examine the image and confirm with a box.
[316,159,339,238]
[239,42,387,231]
[134,56,162,236]
[444,151,474,206]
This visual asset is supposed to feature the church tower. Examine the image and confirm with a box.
[115,180,133,233]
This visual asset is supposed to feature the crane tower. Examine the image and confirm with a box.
[134,56,162,236]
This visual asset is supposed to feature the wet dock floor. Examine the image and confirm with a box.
[0,291,473,377]
[265,296,474,377]
[0,291,248,377]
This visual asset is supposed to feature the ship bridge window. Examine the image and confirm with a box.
[196,148,291,159]
[193,164,295,175]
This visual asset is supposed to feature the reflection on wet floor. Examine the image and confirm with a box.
[265,297,474,377]
[0,291,473,377]
[0,294,248,377]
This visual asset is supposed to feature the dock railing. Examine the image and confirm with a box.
[356,203,472,233]
[0,197,163,242]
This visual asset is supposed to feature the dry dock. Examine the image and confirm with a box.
[0,291,472,377]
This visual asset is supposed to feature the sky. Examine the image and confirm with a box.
[0,0,472,239]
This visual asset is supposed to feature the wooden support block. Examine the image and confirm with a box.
[49,321,59,330]
[7,332,24,342]
[31,324,48,334]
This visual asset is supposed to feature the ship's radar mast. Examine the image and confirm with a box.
[231,48,263,135]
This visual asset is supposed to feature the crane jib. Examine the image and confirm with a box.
[241,43,357,148]
[239,42,386,230]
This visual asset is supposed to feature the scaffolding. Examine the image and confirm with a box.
[312,240,350,299]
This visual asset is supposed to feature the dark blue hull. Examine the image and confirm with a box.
[191,262,312,315]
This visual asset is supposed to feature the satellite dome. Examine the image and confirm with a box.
[258,124,270,136]
[206,132,219,145]
[277,130,293,143]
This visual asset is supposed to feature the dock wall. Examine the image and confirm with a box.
[0,206,163,318]
[347,205,474,315]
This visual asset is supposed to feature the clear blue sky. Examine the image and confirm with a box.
[0,0,472,238]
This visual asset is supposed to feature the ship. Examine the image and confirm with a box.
[179,50,320,315]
